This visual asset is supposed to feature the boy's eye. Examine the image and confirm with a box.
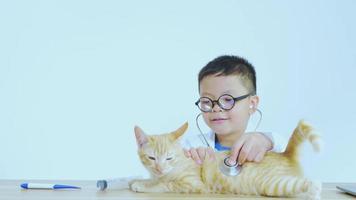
[148,156,156,160]
[166,157,173,160]
[201,100,211,105]
[220,97,234,106]
[222,97,234,102]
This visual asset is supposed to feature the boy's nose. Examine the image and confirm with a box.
[212,103,223,112]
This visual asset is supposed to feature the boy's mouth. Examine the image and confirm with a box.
[211,118,228,123]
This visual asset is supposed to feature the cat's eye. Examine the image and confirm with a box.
[166,157,173,160]
[148,156,156,160]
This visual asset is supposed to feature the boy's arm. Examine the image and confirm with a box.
[182,131,288,166]
[258,132,288,153]
[180,132,215,165]
[180,133,207,149]
[227,131,288,166]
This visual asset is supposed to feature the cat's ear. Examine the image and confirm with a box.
[170,122,188,141]
[134,126,148,148]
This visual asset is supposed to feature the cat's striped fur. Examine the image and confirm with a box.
[131,120,321,199]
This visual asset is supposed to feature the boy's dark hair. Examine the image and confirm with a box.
[198,55,257,95]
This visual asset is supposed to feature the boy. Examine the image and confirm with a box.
[184,55,287,166]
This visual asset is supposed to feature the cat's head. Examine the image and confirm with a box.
[134,122,188,177]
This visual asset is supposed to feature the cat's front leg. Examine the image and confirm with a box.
[130,180,169,193]
[130,180,147,193]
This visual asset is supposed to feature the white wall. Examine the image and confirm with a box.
[1,0,355,182]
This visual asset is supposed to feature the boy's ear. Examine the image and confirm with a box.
[249,95,260,115]
[134,126,148,148]
[170,122,188,141]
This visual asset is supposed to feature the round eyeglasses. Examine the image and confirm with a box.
[195,93,251,112]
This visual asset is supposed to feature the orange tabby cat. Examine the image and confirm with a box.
[131,120,321,199]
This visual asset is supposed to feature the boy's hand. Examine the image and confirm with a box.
[183,147,215,165]
[228,132,273,166]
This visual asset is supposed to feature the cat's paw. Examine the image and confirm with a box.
[130,181,147,193]
[306,180,322,200]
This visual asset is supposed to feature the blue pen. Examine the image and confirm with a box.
[21,183,81,189]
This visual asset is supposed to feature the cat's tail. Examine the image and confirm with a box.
[283,120,321,161]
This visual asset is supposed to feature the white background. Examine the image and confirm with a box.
[1,0,355,182]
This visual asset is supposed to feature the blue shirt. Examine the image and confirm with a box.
[214,135,231,151]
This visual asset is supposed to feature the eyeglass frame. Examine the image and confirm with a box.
[195,93,253,112]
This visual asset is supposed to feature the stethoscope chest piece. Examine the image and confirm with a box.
[219,157,242,176]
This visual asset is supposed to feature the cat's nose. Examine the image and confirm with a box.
[155,165,163,173]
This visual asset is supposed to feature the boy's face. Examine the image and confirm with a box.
[199,75,258,136]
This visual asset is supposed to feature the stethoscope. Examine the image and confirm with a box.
[195,109,262,176]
